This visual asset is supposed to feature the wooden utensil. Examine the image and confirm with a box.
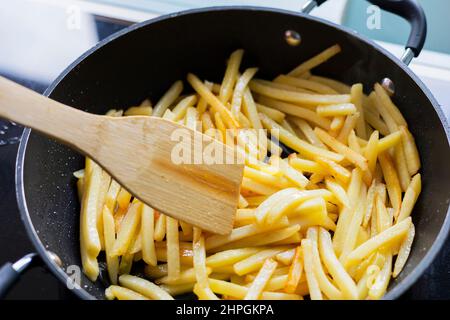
[0,76,243,234]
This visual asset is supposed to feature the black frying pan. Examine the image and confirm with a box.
[1,0,449,300]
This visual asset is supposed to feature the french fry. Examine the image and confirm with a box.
[301,239,322,300]
[244,258,277,300]
[393,224,415,277]
[315,127,368,171]
[260,114,344,162]
[287,44,341,77]
[364,130,379,176]
[156,267,211,285]
[119,253,134,275]
[250,80,350,106]
[362,180,377,228]
[309,75,351,94]
[289,157,328,175]
[152,80,183,117]
[220,49,244,103]
[206,248,260,268]
[254,187,300,224]
[233,247,291,275]
[333,168,362,254]
[116,187,132,211]
[378,152,402,212]
[318,228,358,299]
[317,103,356,117]
[307,227,342,299]
[154,213,166,242]
[274,75,338,94]
[141,205,157,266]
[337,113,360,144]
[209,278,302,300]
[231,68,258,118]
[111,202,141,256]
[290,118,327,148]
[119,274,174,300]
[344,217,411,268]
[80,234,99,281]
[276,249,296,265]
[397,174,421,222]
[364,108,390,136]
[393,142,411,192]
[256,103,285,123]
[193,230,219,300]
[339,198,366,264]
[205,217,289,250]
[348,130,362,154]
[80,158,102,259]
[374,83,407,127]
[103,206,119,284]
[105,285,149,300]
[253,79,314,93]
[188,73,239,129]
[400,126,421,175]
[330,115,345,132]
[171,95,197,122]
[196,81,213,114]
[277,158,309,188]
[242,88,263,129]
[368,253,392,300]
[215,225,300,251]
[258,96,331,130]
[144,263,169,279]
[166,216,180,280]
[265,189,332,224]
[285,246,303,293]
[315,156,351,184]
[160,283,195,296]
[124,105,153,117]
[241,177,280,196]
[351,84,367,139]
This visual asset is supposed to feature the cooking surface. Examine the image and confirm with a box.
[0,2,449,300]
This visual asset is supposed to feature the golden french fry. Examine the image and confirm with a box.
[219,49,244,104]
[258,96,331,130]
[378,152,402,212]
[111,202,141,257]
[287,44,341,77]
[119,275,174,300]
[250,80,350,106]
[124,106,153,116]
[274,75,338,94]
[152,80,183,117]
[244,258,277,300]
[317,103,357,117]
[105,285,149,300]
[344,217,411,268]
[315,127,368,171]
[231,68,258,118]
[393,224,415,277]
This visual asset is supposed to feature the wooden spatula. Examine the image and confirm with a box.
[0,76,244,234]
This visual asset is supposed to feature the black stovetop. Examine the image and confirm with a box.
[0,5,449,300]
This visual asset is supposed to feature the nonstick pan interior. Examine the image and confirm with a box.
[17,7,450,300]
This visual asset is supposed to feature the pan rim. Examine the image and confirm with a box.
[15,5,450,300]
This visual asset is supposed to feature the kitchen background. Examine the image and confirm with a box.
[0,0,449,299]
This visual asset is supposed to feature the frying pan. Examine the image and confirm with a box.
[1,0,449,300]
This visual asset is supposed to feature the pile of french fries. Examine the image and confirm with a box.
[75,45,421,300]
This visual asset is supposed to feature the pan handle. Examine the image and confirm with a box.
[0,253,39,298]
[302,0,427,65]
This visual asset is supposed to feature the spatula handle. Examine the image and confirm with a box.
[0,75,99,155]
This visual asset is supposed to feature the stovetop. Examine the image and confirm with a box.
[0,2,449,300]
